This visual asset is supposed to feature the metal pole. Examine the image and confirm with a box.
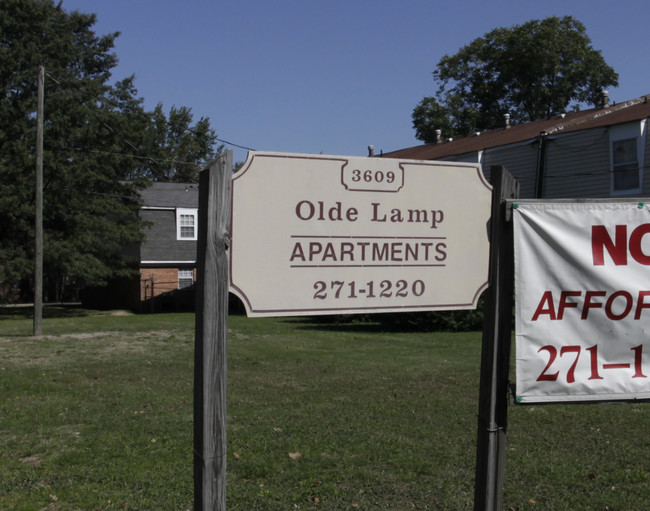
[34,65,44,337]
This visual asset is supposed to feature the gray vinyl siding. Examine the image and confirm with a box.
[140,209,197,263]
[542,128,610,199]
[439,129,624,199]
[438,152,489,183]
[483,141,538,198]
[440,143,539,196]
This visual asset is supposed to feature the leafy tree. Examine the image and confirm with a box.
[140,104,221,182]
[0,0,220,301]
[413,16,619,141]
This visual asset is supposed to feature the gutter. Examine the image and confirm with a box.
[534,131,548,198]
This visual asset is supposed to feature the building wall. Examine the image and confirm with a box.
[542,128,610,199]
[439,123,649,199]
[483,141,538,197]
[643,126,650,195]
[139,267,196,300]
[441,141,539,197]
[140,209,197,263]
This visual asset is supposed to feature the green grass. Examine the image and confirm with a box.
[1,307,649,510]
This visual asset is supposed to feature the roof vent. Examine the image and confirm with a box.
[435,129,442,144]
[504,113,510,129]
[368,145,374,157]
[601,90,610,108]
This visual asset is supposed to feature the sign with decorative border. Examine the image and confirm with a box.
[230,151,492,317]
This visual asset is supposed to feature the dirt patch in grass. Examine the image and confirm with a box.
[0,330,183,367]
[0,329,177,343]
[19,454,45,466]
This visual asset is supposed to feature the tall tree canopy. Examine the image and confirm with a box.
[412,16,619,142]
[0,0,220,301]
[139,104,221,183]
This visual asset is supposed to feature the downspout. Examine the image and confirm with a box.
[534,131,548,198]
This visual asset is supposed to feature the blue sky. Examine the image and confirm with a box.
[61,0,650,164]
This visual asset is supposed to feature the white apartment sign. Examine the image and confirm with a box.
[514,202,650,403]
[230,151,492,317]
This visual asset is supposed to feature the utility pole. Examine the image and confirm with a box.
[34,65,44,337]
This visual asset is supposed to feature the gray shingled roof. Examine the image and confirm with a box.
[139,182,199,208]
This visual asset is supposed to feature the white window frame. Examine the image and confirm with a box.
[609,120,646,196]
[176,208,198,240]
[178,268,194,289]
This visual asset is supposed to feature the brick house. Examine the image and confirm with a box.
[383,93,650,198]
[82,182,199,311]
[135,182,199,311]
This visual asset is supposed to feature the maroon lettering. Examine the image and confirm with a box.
[605,291,633,320]
[421,242,433,261]
[560,346,581,383]
[592,224,650,266]
[372,243,389,261]
[435,242,447,262]
[592,225,627,265]
[629,224,650,265]
[405,243,418,261]
[557,291,581,319]
[308,242,323,261]
[295,200,358,222]
[533,344,649,384]
[635,291,650,320]
[371,203,386,223]
[532,291,556,321]
[290,240,447,265]
[390,243,403,261]
[289,243,305,262]
[322,243,337,261]
[340,242,354,261]
[532,290,650,321]
[537,346,559,381]
[581,291,606,319]
[296,200,315,221]
[312,279,426,300]
[370,203,445,229]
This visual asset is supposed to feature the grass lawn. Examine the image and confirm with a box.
[1,306,649,510]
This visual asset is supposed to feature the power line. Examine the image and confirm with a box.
[43,70,255,162]
[82,148,204,167]
[37,70,650,181]
[215,137,255,151]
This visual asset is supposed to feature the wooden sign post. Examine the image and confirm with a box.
[194,152,232,511]
[194,151,500,510]
[474,166,519,511]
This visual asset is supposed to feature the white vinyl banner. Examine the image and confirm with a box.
[514,202,650,403]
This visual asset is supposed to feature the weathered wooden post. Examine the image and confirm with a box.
[474,165,519,511]
[194,152,232,511]
[206,150,493,509]
[34,65,44,337]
